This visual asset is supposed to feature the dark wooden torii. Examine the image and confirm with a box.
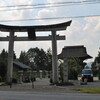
[0,20,72,84]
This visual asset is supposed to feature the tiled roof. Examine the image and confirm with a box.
[13,61,30,69]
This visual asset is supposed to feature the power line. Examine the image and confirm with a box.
[0,1,100,11]
[0,0,99,8]
[0,14,100,23]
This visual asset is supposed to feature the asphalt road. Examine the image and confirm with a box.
[0,91,100,100]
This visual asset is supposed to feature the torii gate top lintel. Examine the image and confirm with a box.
[0,20,72,32]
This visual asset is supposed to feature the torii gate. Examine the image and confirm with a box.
[0,20,72,84]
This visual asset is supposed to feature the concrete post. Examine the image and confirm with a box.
[63,57,68,83]
[19,73,23,84]
[40,70,42,79]
[51,30,58,84]
[7,31,14,84]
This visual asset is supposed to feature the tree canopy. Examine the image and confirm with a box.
[92,51,100,69]
[0,49,8,81]
[18,47,52,71]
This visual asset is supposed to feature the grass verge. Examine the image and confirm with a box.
[77,87,100,94]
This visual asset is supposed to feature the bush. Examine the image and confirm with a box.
[98,70,100,80]
[68,69,78,80]
[50,78,52,83]
[31,74,36,82]
[0,76,2,82]
[92,69,99,77]
[12,74,19,83]
[12,78,17,83]
[0,61,7,80]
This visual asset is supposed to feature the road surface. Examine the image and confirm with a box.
[0,91,100,100]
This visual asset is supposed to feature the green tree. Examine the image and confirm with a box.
[45,48,52,71]
[92,51,100,69]
[58,57,82,82]
[27,47,48,71]
[0,49,8,61]
[19,51,29,65]
[0,49,8,81]
[13,51,16,60]
[92,50,100,80]
[0,61,7,81]
[27,47,39,70]
[18,48,52,71]
[68,58,82,80]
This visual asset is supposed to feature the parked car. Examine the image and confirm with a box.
[82,69,93,82]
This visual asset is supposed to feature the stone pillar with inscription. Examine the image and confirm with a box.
[63,57,68,83]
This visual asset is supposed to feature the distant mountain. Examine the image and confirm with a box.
[86,62,93,68]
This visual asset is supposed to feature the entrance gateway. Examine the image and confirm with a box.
[0,20,72,84]
[58,45,92,83]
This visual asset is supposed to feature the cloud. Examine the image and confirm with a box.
[0,0,36,25]
[14,41,51,57]
[0,0,100,63]
[66,18,100,62]
[37,9,58,24]
[2,0,34,5]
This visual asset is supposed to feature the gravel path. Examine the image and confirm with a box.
[0,78,100,93]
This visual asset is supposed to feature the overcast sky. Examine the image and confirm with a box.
[0,0,100,63]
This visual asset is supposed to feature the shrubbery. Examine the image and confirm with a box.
[92,69,99,77]
[92,69,100,80]
[68,69,78,80]
[98,70,100,80]
[12,74,19,83]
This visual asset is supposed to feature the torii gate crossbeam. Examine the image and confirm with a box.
[0,35,65,41]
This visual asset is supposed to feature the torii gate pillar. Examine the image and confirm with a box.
[51,30,58,83]
[7,31,14,84]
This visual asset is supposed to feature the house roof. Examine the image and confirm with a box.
[58,45,92,60]
[13,61,30,69]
